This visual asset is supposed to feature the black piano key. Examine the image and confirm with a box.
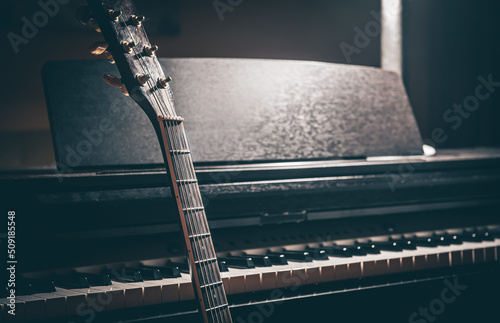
[108,268,143,282]
[460,230,483,242]
[410,236,439,248]
[248,255,273,267]
[140,265,182,278]
[490,228,500,238]
[441,233,463,245]
[320,245,353,258]
[52,273,90,289]
[246,253,288,266]
[390,237,417,250]
[168,262,189,274]
[307,248,328,260]
[475,229,495,241]
[304,248,330,260]
[354,242,381,254]
[76,272,112,286]
[348,245,369,256]
[219,256,255,269]
[20,278,56,294]
[268,250,312,262]
[16,279,35,296]
[366,240,403,252]
[218,260,229,272]
[430,234,451,246]
[126,267,162,280]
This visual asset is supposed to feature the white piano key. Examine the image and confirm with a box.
[388,258,402,273]
[30,292,67,319]
[306,266,321,284]
[0,298,25,323]
[53,287,87,317]
[15,295,44,322]
[178,274,195,301]
[108,281,143,308]
[245,272,261,292]
[141,280,163,306]
[89,285,124,311]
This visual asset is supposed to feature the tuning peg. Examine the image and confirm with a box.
[144,45,158,57]
[121,86,129,96]
[157,76,172,88]
[89,41,108,55]
[76,6,92,25]
[136,74,151,86]
[76,7,100,32]
[108,9,122,21]
[122,41,136,53]
[103,74,129,96]
[89,19,101,33]
[130,15,145,27]
[104,51,115,64]
[103,74,122,88]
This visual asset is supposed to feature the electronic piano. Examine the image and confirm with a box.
[1,58,499,322]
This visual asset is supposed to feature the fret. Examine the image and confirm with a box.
[158,115,184,122]
[169,149,191,154]
[200,281,224,289]
[195,258,220,286]
[206,304,230,312]
[183,206,205,211]
[176,179,198,184]
[189,232,211,238]
[201,284,226,309]
[192,236,217,262]
[194,257,217,264]
[185,211,209,236]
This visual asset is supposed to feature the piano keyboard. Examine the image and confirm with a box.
[1,227,499,322]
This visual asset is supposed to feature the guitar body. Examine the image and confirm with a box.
[81,1,232,321]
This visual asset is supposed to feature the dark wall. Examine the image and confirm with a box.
[404,0,500,148]
[0,0,498,168]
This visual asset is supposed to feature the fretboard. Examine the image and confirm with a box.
[158,116,232,323]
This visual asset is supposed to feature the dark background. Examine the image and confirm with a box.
[0,0,499,168]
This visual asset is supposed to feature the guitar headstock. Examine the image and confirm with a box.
[78,0,176,121]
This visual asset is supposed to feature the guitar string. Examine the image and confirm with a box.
[152,61,228,321]
[174,122,229,319]
[133,24,229,322]
[172,120,228,320]
[119,20,225,323]
[134,36,227,318]
[167,119,222,323]
[170,120,228,319]
[116,15,224,322]
[117,16,223,322]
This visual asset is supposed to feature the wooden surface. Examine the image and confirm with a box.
[43,58,423,168]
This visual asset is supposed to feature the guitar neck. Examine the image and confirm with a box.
[82,1,232,321]
[158,116,232,323]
